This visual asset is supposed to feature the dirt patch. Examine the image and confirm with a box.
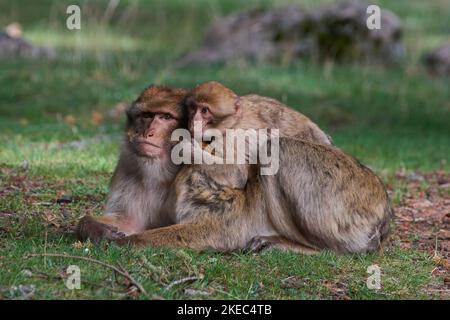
[389,171,450,297]
[392,171,450,259]
[0,166,103,235]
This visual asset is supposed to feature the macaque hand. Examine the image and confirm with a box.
[76,215,127,243]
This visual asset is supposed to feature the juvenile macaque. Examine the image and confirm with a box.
[76,85,188,242]
[114,82,392,254]
[181,81,332,188]
[184,81,332,144]
[250,138,393,254]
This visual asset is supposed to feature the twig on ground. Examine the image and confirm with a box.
[25,253,147,295]
[165,275,203,291]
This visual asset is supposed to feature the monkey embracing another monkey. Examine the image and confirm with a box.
[114,82,393,254]
[76,85,187,242]
[185,81,332,145]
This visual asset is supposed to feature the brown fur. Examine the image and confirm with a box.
[115,138,393,254]
[184,81,332,144]
[80,81,392,255]
[76,85,188,243]
[258,139,393,253]
[113,82,392,255]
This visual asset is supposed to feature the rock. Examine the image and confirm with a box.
[56,195,74,204]
[425,43,450,76]
[306,1,403,63]
[5,22,23,39]
[21,160,29,171]
[18,284,35,297]
[0,24,55,59]
[20,269,33,277]
[407,172,425,182]
[182,1,404,65]
[184,6,309,64]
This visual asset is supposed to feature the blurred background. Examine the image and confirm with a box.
[0,0,449,178]
[0,0,449,300]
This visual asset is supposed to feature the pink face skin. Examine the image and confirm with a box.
[130,111,180,159]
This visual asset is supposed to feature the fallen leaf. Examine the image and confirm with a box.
[91,111,104,127]
[433,252,450,269]
[108,102,128,122]
[64,115,77,126]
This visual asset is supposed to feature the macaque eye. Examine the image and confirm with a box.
[161,113,173,120]
[201,107,209,114]
[141,112,154,119]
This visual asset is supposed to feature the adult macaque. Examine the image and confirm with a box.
[114,82,393,254]
[76,85,188,243]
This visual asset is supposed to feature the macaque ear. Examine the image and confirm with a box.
[234,96,241,114]
[125,104,135,125]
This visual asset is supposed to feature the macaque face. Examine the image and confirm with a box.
[185,81,240,137]
[186,100,214,134]
[126,86,187,159]
[129,107,180,158]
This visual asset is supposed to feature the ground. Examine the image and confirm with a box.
[0,0,449,299]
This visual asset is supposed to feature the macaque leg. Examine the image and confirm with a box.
[246,235,319,255]
[76,214,138,243]
[94,215,141,235]
[114,221,223,251]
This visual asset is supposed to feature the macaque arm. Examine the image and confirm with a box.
[76,214,137,243]
[113,220,223,250]
[93,214,141,234]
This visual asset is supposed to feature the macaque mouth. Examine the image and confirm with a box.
[135,139,162,149]
[137,140,161,149]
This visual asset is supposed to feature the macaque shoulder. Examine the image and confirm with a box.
[241,94,331,144]
[278,138,370,177]
[239,94,282,129]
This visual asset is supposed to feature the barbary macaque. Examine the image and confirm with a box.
[115,137,393,254]
[114,82,393,254]
[179,81,332,188]
[251,138,393,253]
[184,81,332,144]
[76,85,188,242]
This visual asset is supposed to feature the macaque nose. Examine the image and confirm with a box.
[194,110,203,122]
[145,128,155,138]
[144,121,156,138]
[143,117,161,138]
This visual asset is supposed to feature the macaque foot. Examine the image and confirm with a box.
[245,236,277,252]
[245,235,319,255]
[112,235,133,247]
[76,215,127,243]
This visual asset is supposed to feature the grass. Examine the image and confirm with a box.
[0,0,449,299]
